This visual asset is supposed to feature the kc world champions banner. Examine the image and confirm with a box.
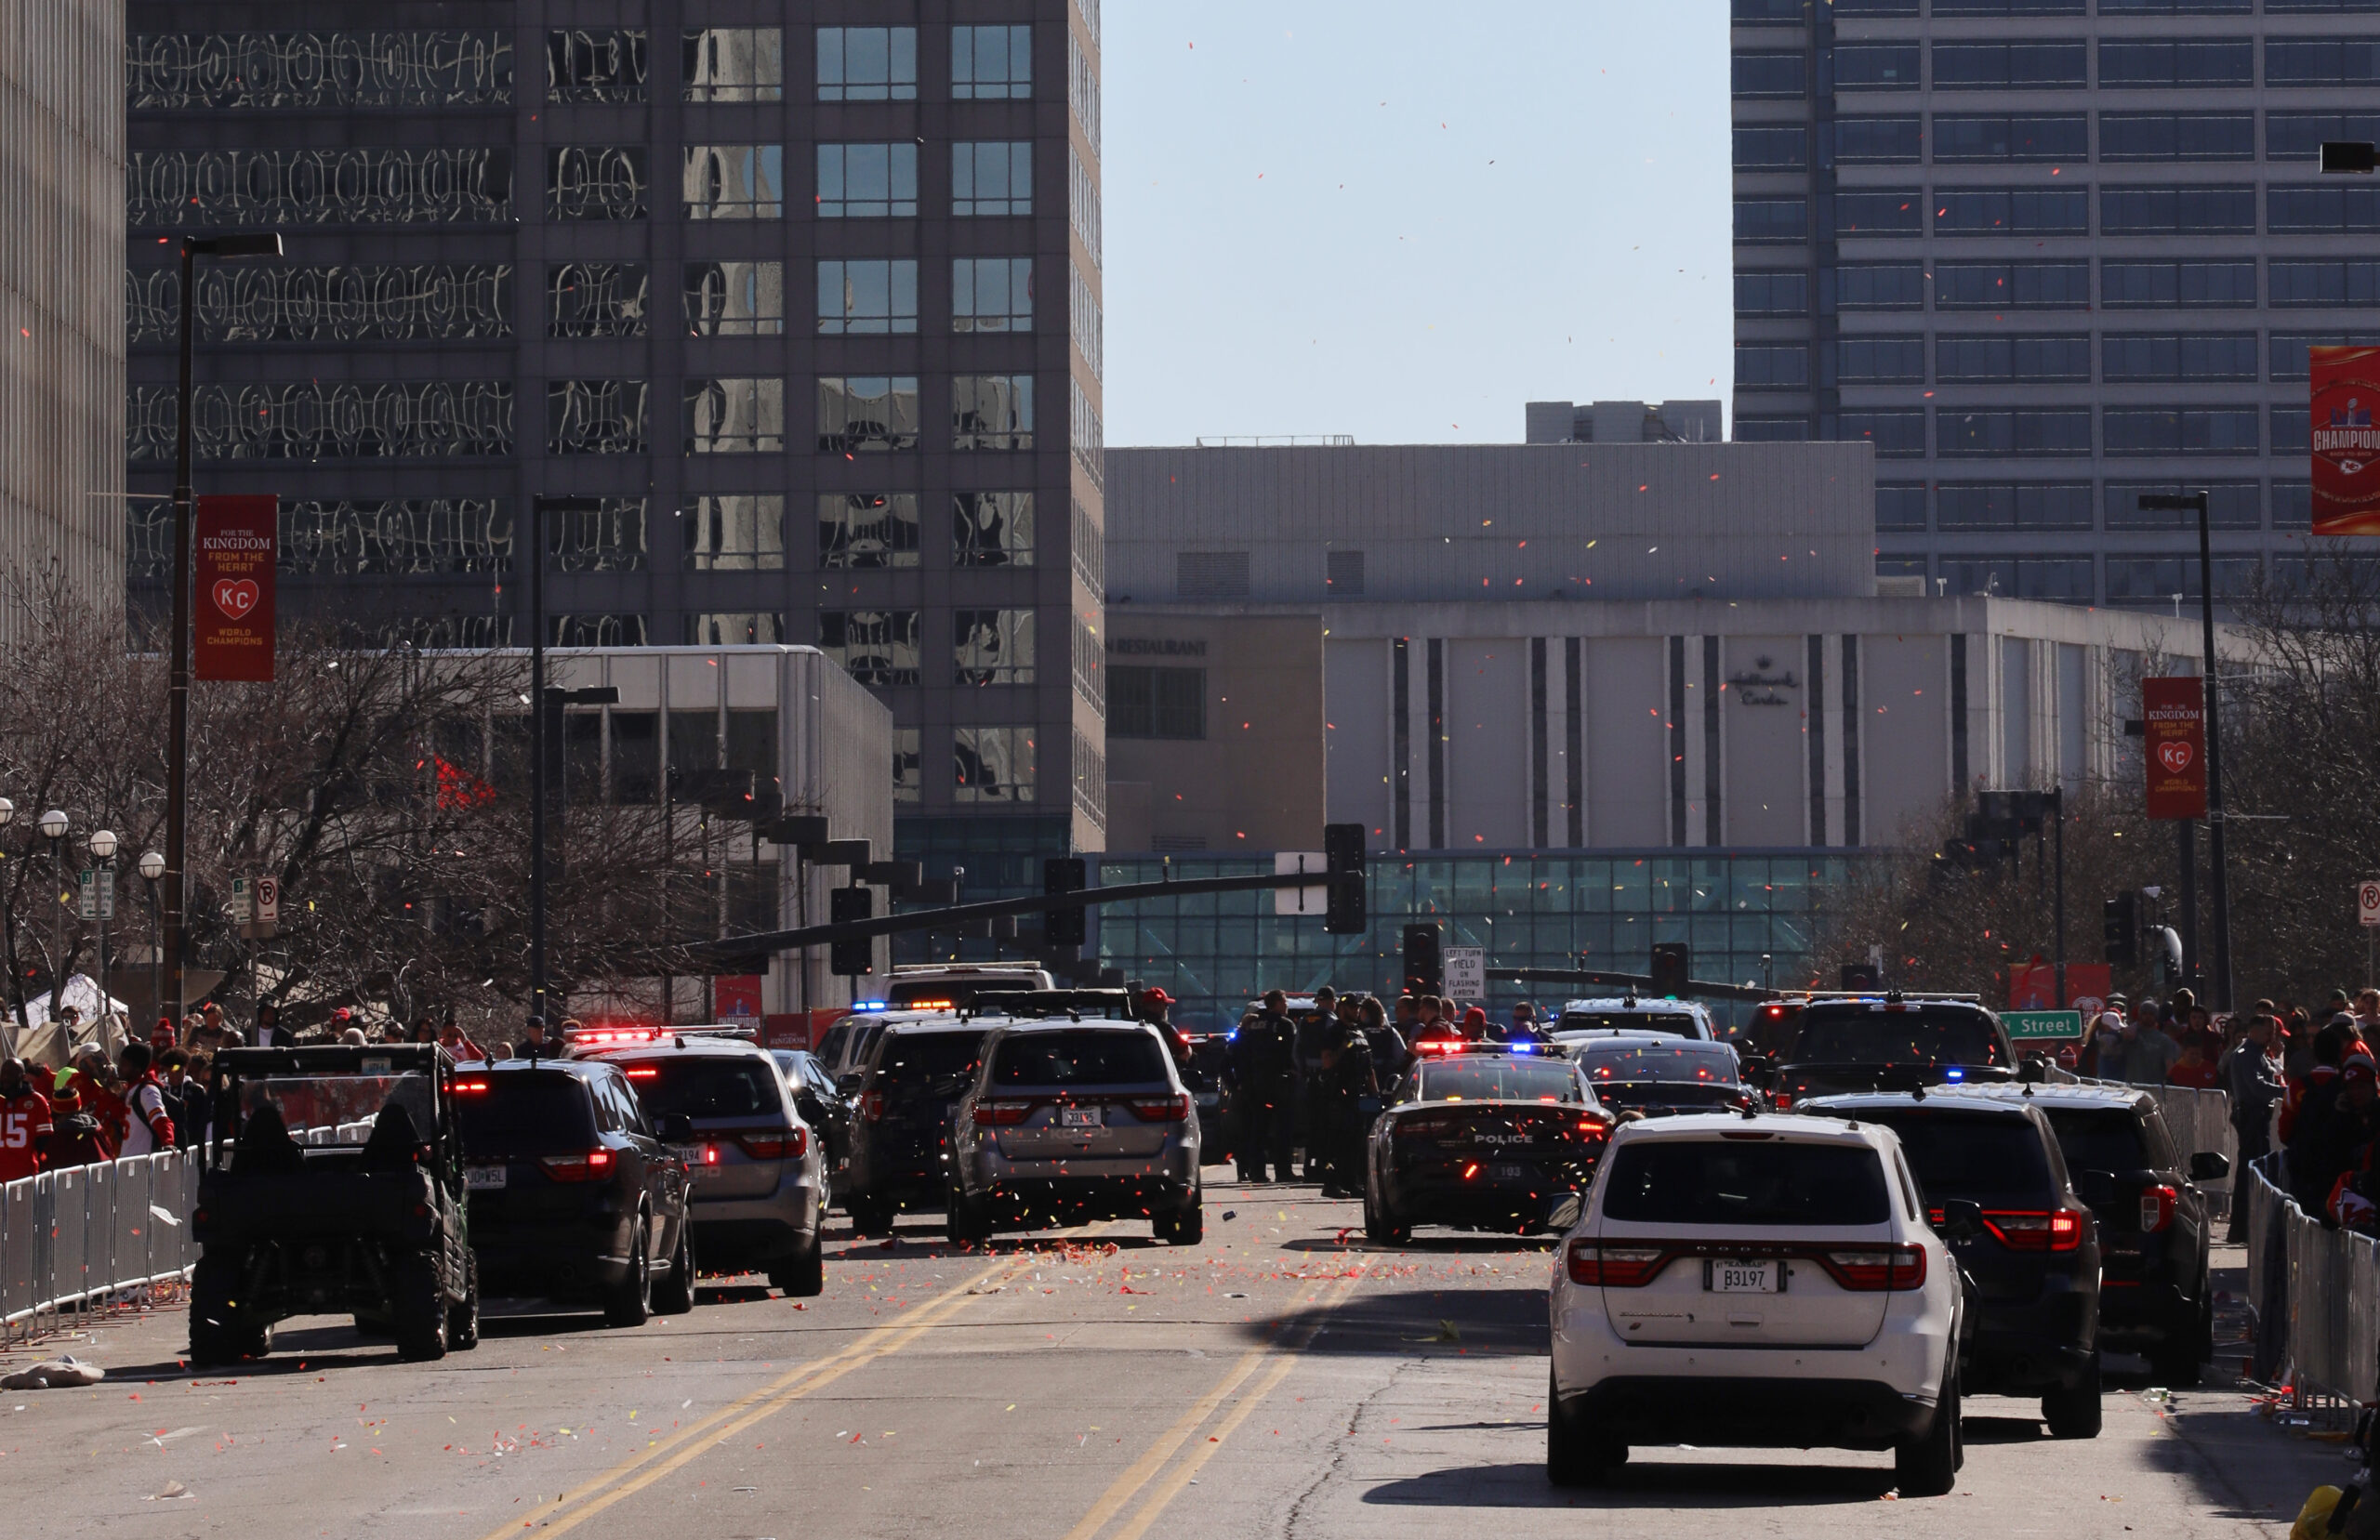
[193,495,277,682]
[2311,345,2380,535]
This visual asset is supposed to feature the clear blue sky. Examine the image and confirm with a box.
[1101,2,1734,448]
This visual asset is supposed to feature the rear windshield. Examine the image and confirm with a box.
[1845,1109,2055,1205]
[878,1031,985,1097]
[1579,1045,1740,1085]
[1562,1012,1699,1037]
[619,1058,784,1121]
[991,1031,1167,1087]
[2045,1107,2168,1174]
[813,1023,850,1068]
[1416,1060,1585,1103]
[456,1072,597,1153]
[1601,1140,1892,1227]
[1792,1007,2005,1067]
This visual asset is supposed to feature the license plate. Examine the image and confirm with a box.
[672,1145,703,1168]
[1710,1259,1778,1294]
[1491,1164,1528,1181]
[1061,1108,1101,1129]
[465,1165,507,1191]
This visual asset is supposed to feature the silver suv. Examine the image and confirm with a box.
[590,1036,827,1296]
[947,1019,1203,1245]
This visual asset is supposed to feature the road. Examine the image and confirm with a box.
[0,1176,2345,1539]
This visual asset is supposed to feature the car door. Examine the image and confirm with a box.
[602,1074,679,1261]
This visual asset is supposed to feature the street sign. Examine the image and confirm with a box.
[228,875,251,923]
[74,870,113,921]
[2003,1009,2085,1042]
[2360,880,2380,928]
[1443,946,1486,1001]
[1273,852,1326,916]
[255,876,280,926]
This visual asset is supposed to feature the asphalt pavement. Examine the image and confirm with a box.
[0,1178,2349,1539]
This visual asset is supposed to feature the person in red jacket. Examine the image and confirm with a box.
[0,1059,53,1182]
[44,1067,111,1167]
[115,1043,176,1157]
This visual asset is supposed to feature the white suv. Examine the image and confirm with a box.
[1548,1112,1964,1494]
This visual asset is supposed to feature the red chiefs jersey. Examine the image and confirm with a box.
[0,1087,53,1182]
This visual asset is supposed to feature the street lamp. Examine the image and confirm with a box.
[163,231,284,1035]
[525,494,610,1025]
[138,849,165,1036]
[87,829,116,1043]
[2139,490,2233,1014]
[35,809,65,1021]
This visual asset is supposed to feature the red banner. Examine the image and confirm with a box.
[713,974,763,1022]
[2313,346,2380,535]
[2008,962,2112,1012]
[193,495,276,681]
[2142,676,2207,821]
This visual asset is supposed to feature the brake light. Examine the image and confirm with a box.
[862,1092,886,1122]
[1565,1240,1669,1287]
[454,1080,489,1094]
[2139,1184,2176,1234]
[972,1100,1034,1126]
[1128,1094,1191,1123]
[735,1128,806,1160]
[539,1149,616,1183]
[702,1144,722,1165]
[1461,1162,1480,1179]
[1821,1244,1928,1292]
[625,1068,659,1079]
[1771,1090,1793,1111]
[1982,1208,2086,1252]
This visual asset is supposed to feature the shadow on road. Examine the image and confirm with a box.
[1360,1458,1895,1507]
[1240,1285,1549,1356]
[1279,1234,1560,1257]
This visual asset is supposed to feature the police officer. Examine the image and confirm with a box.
[1295,988,1339,1179]
[1227,989,1299,1183]
[1315,1008,1380,1198]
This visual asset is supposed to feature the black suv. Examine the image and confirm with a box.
[1773,997,2017,1108]
[842,1020,992,1236]
[1803,1088,2105,1439]
[1968,1084,2225,1384]
[455,1059,698,1324]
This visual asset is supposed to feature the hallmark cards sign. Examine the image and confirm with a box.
[2311,346,2380,535]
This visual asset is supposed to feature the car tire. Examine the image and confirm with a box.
[1545,1369,1621,1486]
[605,1214,653,1328]
[847,1194,894,1239]
[770,1230,826,1297]
[1895,1372,1960,1497]
[2149,1323,2203,1387]
[448,1253,482,1351]
[945,1185,992,1246]
[1363,1184,1409,1245]
[2043,1353,2103,1439]
[189,1255,249,1366]
[1154,1198,1204,1246]
[393,1254,450,1362]
[652,1222,696,1315]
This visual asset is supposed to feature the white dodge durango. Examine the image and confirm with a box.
[1547,1112,1964,1494]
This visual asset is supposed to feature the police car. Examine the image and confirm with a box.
[1552,994,1717,1044]
[1364,1043,1614,1242]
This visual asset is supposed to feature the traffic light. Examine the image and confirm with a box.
[1323,823,1367,935]
[1649,942,1690,998]
[829,885,873,976]
[2104,892,2138,967]
[1044,856,1088,947]
[1402,923,1442,996]
[1840,963,1880,991]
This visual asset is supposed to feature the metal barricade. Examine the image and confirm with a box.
[0,1148,202,1341]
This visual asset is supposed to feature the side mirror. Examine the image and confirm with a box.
[2190,1151,2232,1182]
[656,1113,696,1144]
[837,1073,864,1096]
[1546,1193,1584,1232]
[795,1093,825,1123]
[2017,1057,2050,1085]
[2071,1168,2119,1209]
[1937,1198,1986,1240]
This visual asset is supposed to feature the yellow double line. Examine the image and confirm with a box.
[1061,1270,1365,1540]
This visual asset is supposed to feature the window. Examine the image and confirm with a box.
[549,29,647,102]
[2269,112,2380,164]
[610,711,658,804]
[1735,198,1807,243]
[133,380,514,460]
[954,25,1031,99]
[816,144,917,217]
[2267,39,2380,86]
[1836,190,1922,235]
[683,261,784,336]
[2102,334,2258,383]
[955,610,1036,686]
[1932,42,2086,89]
[1108,666,1205,740]
[2272,262,2380,308]
[816,259,918,334]
[955,727,1036,803]
[681,145,782,218]
[1070,31,1101,152]
[2100,260,2256,309]
[2107,557,2262,604]
[817,376,920,453]
[1826,411,1926,456]
[2274,481,2312,532]
[2271,331,2380,381]
[550,615,646,647]
[2100,0,2248,11]
[132,30,516,109]
[1931,114,2087,162]
[819,494,919,569]
[1937,482,2093,530]
[2102,408,2260,455]
[684,29,782,100]
[1735,271,1809,316]
[1734,416,1812,441]
[892,727,920,804]
[1833,118,1921,164]
[1835,336,1924,384]
[2275,405,2311,451]
[2269,186,2380,233]
[2099,186,2254,236]
[2106,481,2261,530]
[1733,126,1807,171]
[686,496,783,571]
[1837,0,1922,12]
[2100,39,2255,88]
[548,146,646,220]
[1937,408,2093,456]
[954,493,1034,567]
[814,26,911,100]
[132,146,515,228]
[2097,112,2255,163]
[684,378,783,453]
[1934,260,2091,309]
[1835,263,1926,309]
[1836,44,1922,88]
[548,499,647,571]
[954,375,1034,450]
[1731,52,1805,99]
[1736,343,1811,388]
[688,613,784,646]
[1732,0,1809,19]
[1935,189,2088,235]
[954,142,1033,216]
[547,380,648,454]
[954,257,1034,332]
[1935,335,2091,383]
[1072,382,1102,483]
[1326,548,1366,593]
[549,262,648,337]
[1934,0,2083,11]
[134,261,512,345]
[1877,484,1928,531]
[819,610,920,686]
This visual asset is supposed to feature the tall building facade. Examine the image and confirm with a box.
[123,3,1107,883]
[0,0,123,643]
[1731,0,2380,610]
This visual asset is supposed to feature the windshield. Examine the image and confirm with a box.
[879,1031,985,1098]
[1592,1081,1747,1111]
[1601,1139,1891,1226]
[1561,1012,1699,1037]
[1792,1007,2005,1067]
[455,1072,596,1154]
[1415,1060,1585,1103]
[2044,1107,2166,1174]
[1579,1045,1740,1085]
[991,1030,1167,1087]
[236,1072,435,1147]
[1842,1109,2054,1206]
[618,1057,785,1121]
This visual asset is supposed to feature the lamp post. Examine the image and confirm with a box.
[87,830,116,1043]
[525,494,606,1024]
[36,809,66,1020]
[164,232,284,1036]
[0,800,16,1046]
[2138,489,2232,1014]
[139,849,165,1036]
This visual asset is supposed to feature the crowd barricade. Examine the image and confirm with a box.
[0,1148,202,1341]
[2241,1154,2380,1405]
